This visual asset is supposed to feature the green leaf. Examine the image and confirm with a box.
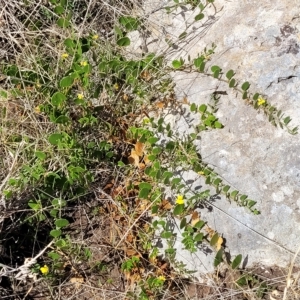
[195,13,204,21]
[210,233,219,246]
[231,190,239,199]
[173,204,184,215]
[57,17,70,28]
[55,218,69,228]
[54,5,64,14]
[242,91,248,99]
[241,81,250,91]
[117,37,130,46]
[231,254,242,269]
[194,233,204,242]
[161,231,172,239]
[119,16,140,31]
[139,182,152,190]
[239,195,248,201]
[50,229,62,238]
[213,70,220,78]
[226,69,234,80]
[194,57,203,68]
[190,103,197,112]
[223,185,230,193]
[55,239,67,248]
[51,92,66,106]
[214,249,223,267]
[193,220,205,229]
[199,104,207,113]
[200,61,206,72]
[180,217,187,229]
[179,31,187,39]
[28,200,41,211]
[54,116,70,124]
[247,200,257,208]
[48,252,60,260]
[114,25,123,38]
[48,133,63,145]
[35,151,46,160]
[214,121,223,128]
[172,60,182,69]
[284,116,291,125]
[0,90,8,98]
[229,78,236,88]
[211,65,221,72]
[64,38,75,48]
[59,76,74,88]
[253,93,260,100]
[139,188,150,199]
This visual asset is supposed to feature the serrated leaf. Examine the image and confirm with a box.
[241,81,250,91]
[226,69,234,80]
[55,218,69,228]
[231,254,242,269]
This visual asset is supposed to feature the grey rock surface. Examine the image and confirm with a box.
[133,0,300,276]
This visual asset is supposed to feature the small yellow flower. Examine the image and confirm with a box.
[80,61,88,67]
[176,195,184,205]
[61,53,69,59]
[198,171,204,175]
[77,93,84,100]
[34,105,41,114]
[40,265,49,274]
[158,275,166,281]
[92,34,99,40]
[143,118,150,124]
[257,96,266,106]
[113,83,119,90]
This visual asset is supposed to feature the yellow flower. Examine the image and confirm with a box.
[113,83,119,90]
[257,96,266,106]
[158,275,166,281]
[40,265,49,274]
[143,118,150,124]
[92,34,99,40]
[77,93,84,100]
[176,195,184,205]
[80,61,88,67]
[61,53,69,59]
[198,171,204,175]
[34,105,41,114]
